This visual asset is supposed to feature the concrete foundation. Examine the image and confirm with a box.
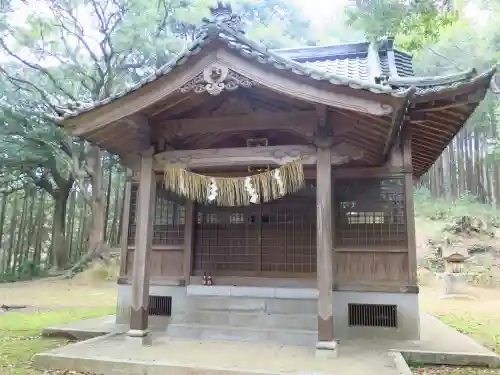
[116,284,421,342]
[332,290,420,340]
[116,284,187,325]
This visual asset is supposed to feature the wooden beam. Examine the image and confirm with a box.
[128,149,156,337]
[155,143,364,167]
[157,111,317,140]
[383,88,415,156]
[119,170,133,277]
[316,147,334,344]
[315,104,327,128]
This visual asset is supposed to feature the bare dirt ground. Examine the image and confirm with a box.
[0,278,117,311]
[0,276,499,375]
[0,274,498,326]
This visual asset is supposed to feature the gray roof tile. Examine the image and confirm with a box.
[57,15,495,121]
[301,57,369,81]
[394,51,414,77]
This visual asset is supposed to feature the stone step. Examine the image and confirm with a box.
[172,310,317,331]
[185,296,317,314]
[167,323,317,346]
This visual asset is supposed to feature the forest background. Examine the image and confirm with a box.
[0,0,498,281]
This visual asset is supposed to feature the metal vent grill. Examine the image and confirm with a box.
[348,303,397,328]
[148,296,172,316]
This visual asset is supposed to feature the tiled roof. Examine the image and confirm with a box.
[57,14,495,121]
[300,57,369,81]
[394,51,414,77]
[273,40,414,83]
[379,55,391,76]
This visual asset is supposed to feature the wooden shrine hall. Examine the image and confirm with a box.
[58,3,496,355]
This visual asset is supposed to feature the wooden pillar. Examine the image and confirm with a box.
[405,173,418,286]
[402,127,418,287]
[128,151,156,337]
[183,200,195,284]
[316,147,334,343]
[119,169,133,278]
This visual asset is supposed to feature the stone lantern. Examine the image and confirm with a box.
[443,248,467,273]
[441,247,474,299]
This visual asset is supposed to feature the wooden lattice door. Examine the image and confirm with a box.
[193,190,317,277]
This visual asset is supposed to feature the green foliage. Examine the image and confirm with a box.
[0,0,314,273]
[439,314,500,354]
[345,0,458,51]
[0,261,49,283]
[0,307,115,375]
[414,186,500,226]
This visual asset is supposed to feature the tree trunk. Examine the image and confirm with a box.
[88,147,106,256]
[33,192,46,269]
[0,194,7,275]
[13,192,29,274]
[104,165,113,241]
[67,189,77,261]
[109,170,124,246]
[21,190,37,268]
[52,192,69,270]
[67,147,107,276]
[6,196,18,275]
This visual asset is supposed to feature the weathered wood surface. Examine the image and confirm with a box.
[129,151,156,334]
[157,111,317,140]
[217,49,395,116]
[334,252,409,284]
[65,46,395,137]
[316,147,333,342]
[183,201,195,282]
[155,143,363,167]
[402,127,418,286]
[119,170,133,277]
[127,248,184,279]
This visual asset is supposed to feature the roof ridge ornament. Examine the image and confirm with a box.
[202,1,244,34]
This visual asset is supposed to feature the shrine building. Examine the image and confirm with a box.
[57,3,496,355]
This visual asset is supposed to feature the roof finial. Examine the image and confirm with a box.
[202,1,244,33]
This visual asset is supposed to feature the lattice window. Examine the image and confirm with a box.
[194,209,256,272]
[260,197,316,273]
[128,183,185,246]
[193,186,316,275]
[335,177,407,248]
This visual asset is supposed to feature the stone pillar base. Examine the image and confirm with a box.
[127,329,149,337]
[315,341,339,359]
[126,331,152,346]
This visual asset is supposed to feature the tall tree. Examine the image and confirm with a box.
[0,0,314,271]
[345,0,458,51]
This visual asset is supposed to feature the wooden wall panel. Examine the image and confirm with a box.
[127,249,184,278]
[335,251,409,284]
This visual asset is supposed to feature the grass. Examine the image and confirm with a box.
[0,306,115,375]
[417,314,500,375]
[438,314,500,354]
[414,286,500,375]
[0,266,499,375]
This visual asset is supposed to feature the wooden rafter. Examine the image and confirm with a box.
[411,90,485,113]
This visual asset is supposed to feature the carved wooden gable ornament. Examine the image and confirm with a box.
[180,63,255,96]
